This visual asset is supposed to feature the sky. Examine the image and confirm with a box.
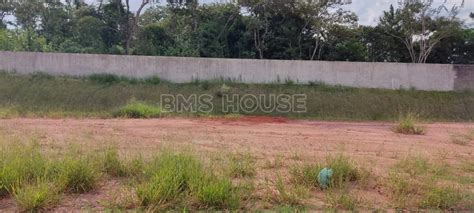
[85,0,473,26]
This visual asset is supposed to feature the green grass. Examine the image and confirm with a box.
[57,155,101,193]
[137,151,240,209]
[325,189,358,210]
[420,186,463,209]
[290,155,361,189]
[290,163,323,187]
[386,155,472,209]
[12,180,60,211]
[394,113,426,135]
[1,72,473,121]
[114,101,162,118]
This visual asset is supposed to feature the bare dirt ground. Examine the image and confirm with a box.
[0,117,473,211]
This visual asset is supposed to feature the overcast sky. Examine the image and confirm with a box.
[85,0,472,26]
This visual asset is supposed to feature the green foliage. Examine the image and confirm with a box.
[57,155,100,193]
[0,142,48,196]
[290,163,323,187]
[326,155,360,188]
[420,186,462,209]
[137,152,240,209]
[115,101,162,119]
[12,180,60,211]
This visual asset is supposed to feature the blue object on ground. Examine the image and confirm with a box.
[318,167,333,189]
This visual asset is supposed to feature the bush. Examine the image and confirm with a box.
[12,180,60,211]
[57,156,100,193]
[394,113,425,135]
[115,101,162,118]
[88,74,123,85]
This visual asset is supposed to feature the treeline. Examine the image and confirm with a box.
[0,0,473,64]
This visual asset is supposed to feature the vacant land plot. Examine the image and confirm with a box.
[0,117,472,211]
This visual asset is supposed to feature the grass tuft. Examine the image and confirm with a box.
[137,151,240,209]
[394,113,425,135]
[57,155,100,193]
[12,180,60,211]
[325,189,358,210]
[420,185,463,209]
[290,163,323,187]
[114,101,162,119]
[227,153,256,178]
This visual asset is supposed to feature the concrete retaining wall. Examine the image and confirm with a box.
[1,51,473,91]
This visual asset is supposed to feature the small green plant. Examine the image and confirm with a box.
[394,113,425,135]
[12,180,60,211]
[290,163,323,187]
[137,152,203,207]
[57,156,100,193]
[420,186,462,209]
[99,146,127,177]
[88,73,123,84]
[326,155,359,188]
[386,172,424,207]
[192,175,239,209]
[115,101,162,118]
[144,76,161,85]
[325,189,358,210]
[227,153,256,178]
[0,142,48,196]
[272,175,308,206]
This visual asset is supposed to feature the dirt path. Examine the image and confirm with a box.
[0,117,473,210]
[1,117,473,172]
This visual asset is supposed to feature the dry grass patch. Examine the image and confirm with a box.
[394,113,425,135]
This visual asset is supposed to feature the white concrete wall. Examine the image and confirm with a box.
[0,51,466,91]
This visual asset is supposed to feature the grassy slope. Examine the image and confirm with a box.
[0,72,473,121]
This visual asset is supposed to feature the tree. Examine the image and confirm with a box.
[123,0,151,54]
[0,1,14,29]
[380,0,464,63]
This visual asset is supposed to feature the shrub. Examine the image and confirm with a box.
[394,113,425,135]
[115,101,162,118]
[57,156,100,193]
[420,186,463,209]
[12,180,60,211]
[227,153,256,178]
[144,76,161,85]
[88,74,122,85]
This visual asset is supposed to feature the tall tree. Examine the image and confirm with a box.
[380,0,464,63]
